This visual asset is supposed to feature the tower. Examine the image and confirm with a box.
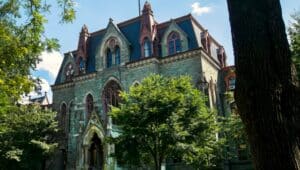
[140,1,158,57]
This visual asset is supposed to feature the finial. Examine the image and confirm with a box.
[81,24,88,33]
[142,0,153,14]
[109,18,114,23]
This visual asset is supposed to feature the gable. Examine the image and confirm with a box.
[55,52,76,84]
[160,20,189,57]
[95,20,131,71]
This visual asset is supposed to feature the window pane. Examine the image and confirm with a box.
[167,32,181,55]
[175,39,181,52]
[115,47,120,65]
[144,38,151,57]
[168,40,174,55]
[107,49,112,68]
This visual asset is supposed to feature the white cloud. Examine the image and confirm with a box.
[191,2,212,16]
[20,78,53,104]
[39,78,51,94]
[36,51,63,78]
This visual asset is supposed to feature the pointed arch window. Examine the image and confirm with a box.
[79,57,85,74]
[60,103,67,132]
[167,32,182,55]
[102,81,121,124]
[115,46,121,65]
[143,37,152,57]
[106,49,112,68]
[86,94,94,121]
[68,102,74,133]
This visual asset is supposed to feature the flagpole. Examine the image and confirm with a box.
[138,0,141,16]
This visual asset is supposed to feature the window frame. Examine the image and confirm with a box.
[143,37,152,57]
[167,31,182,55]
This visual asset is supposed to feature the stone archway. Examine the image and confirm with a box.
[80,122,105,170]
[88,133,104,170]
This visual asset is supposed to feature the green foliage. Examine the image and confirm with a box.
[0,0,75,115]
[288,11,300,81]
[0,104,58,170]
[221,92,251,161]
[109,74,223,169]
[0,1,75,169]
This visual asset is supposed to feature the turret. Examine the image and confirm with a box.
[140,1,157,57]
[77,24,89,74]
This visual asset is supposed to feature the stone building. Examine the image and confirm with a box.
[51,2,228,169]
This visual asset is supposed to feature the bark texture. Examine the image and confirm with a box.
[226,0,300,169]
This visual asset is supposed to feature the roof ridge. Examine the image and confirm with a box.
[90,16,142,36]
[156,14,192,28]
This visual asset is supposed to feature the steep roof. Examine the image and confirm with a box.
[54,12,222,85]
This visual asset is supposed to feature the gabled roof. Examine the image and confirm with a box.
[54,12,223,85]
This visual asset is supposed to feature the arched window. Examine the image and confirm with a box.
[106,49,112,68]
[102,81,121,124]
[115,46,120,65]
[79,57,85,74]
[86,94,94,121]
[167,32,181,55]
[60,103,67,132]
[143,37,152,57]
[68,101,74,133]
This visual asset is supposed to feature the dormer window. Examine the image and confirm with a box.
[143,37,152,57]
[201,31,211,55]
[79,57,85,74]
[168,32,181,55]
[65,63,74,80]
[105,38,121,68]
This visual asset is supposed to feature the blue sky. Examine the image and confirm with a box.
[31,0,300,102]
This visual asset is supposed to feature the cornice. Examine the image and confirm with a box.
[126,48,216,69]
[53,48,221,90]
[51,82,74,90]
[126,57,159,68]
[51,72,96,90]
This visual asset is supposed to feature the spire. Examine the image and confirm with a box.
[142,1,153,15]
[80,24,89,37]
[140,1,157,57]
[77,24,89,74]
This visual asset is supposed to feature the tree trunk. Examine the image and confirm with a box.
[226,0,300,169]
[153,137,161,170]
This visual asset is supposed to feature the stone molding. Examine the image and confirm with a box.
[52,48,221,90]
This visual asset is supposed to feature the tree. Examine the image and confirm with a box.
[289,11,300,81]
[0,104,59,170]
[0,1,75,169]
[0,0,75,115]
[221,92,250,161]
[110,74,222,170]
[226,0,300,169]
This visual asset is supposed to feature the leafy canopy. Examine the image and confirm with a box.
[0,0,75,169]
[288,11,300,81]
[0,105,59,170]
[110,74,223,169]
[0,0,75,114]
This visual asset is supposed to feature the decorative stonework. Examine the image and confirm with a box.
[161,20,189,57]
[96,19,131,71]
[51,2,230,169]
